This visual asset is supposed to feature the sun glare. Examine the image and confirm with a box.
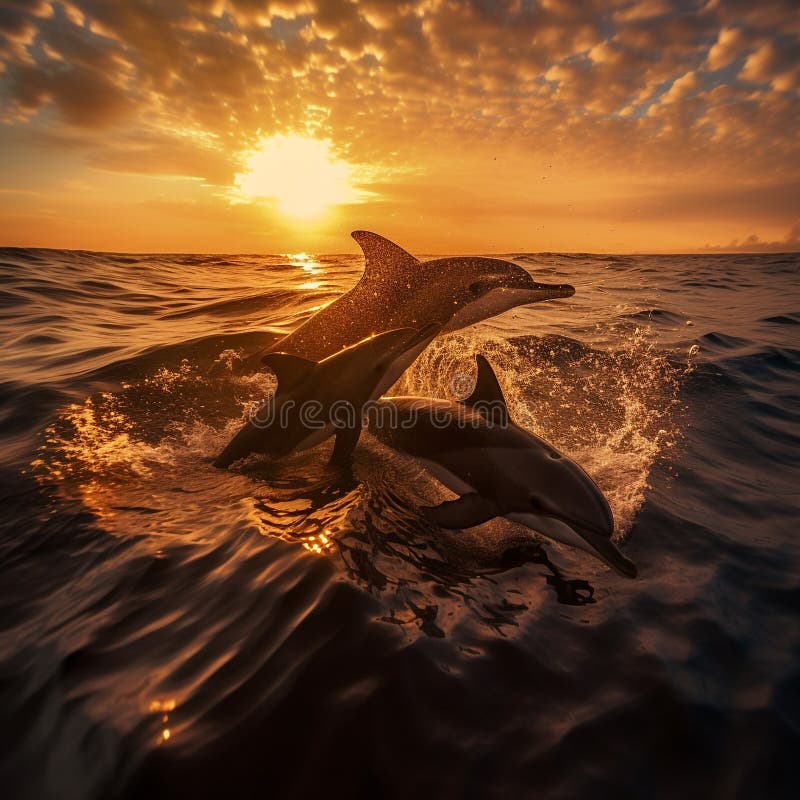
[236,135,359,218]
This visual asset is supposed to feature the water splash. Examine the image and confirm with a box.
[28,321,684,649]
[393,324,686,538]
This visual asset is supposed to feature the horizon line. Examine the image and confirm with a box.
[1,244,798,258]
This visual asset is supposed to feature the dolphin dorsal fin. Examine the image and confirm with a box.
[463,355,508,409]
[352,230,420,280]
[260,352,316,392]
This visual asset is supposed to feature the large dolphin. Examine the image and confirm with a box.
[214,325,439,468]
[241,230,574,394]
[367,356,637,577]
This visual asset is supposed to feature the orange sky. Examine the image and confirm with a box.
[0,0,798,253]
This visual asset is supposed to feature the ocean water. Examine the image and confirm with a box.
[0,247,798,799]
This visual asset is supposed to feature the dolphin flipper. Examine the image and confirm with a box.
[329,425,362,464]
[422,493,499,529]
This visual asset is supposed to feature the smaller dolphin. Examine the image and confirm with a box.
[368,356,637,577]
[241,230,575,384]
[214,325,439,468]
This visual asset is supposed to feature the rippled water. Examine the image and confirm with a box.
[0,247,798,798]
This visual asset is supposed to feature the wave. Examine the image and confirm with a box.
[160,289,322,320]
[1,247,799,798]
[761,312,800,325]
[621,308,685,324]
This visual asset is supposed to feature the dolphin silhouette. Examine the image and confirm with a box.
[241,231,574,391]
[368,355,637,577]
[214,325,440,468]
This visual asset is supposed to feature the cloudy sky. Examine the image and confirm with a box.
[0,0,798,253]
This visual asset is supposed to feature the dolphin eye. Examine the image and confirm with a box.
[529,493,545,509]
[549,451,562,459]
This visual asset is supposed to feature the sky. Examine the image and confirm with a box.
[0,0,798,254]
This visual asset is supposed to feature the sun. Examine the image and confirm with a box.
[236,134,359,218]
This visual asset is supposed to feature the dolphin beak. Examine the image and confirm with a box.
[572,522,638,578]
[507,510,637,578]
[526,282,575,301]
[504,274,575,301]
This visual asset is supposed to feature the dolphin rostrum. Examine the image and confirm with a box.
[214,325,440,468]
[368,355,637,577]
[241,230,575,391]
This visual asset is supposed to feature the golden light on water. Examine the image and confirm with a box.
[149,699,176,712]
[149,699,177,744]
[285,251,324,290]
[302,530,333,555]
[284,252,320,273]
[236,135,359,218]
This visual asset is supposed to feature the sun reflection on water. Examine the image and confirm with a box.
[283,252,325,290]
[302,530,334,555]
[282,251,320,273]
[150,699,177,744]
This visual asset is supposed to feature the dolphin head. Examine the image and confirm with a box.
[318,324,440,402]
[423,256,575,331]
[468,258,575,298]
[503,437,637,578]
[349,232,574,335]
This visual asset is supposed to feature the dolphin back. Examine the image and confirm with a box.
[238,231,574,370]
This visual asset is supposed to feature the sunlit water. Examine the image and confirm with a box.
[0,248,798,798]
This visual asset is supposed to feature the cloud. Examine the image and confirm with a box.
[86,131,237,184]
[703,221,800,252]
[613,0,672,23]
[0,2,796,150]
[740,40,800,91]
[0,0,798,251]
[9,61,132,125]
[660,70,699,104]
[705,27,748,71]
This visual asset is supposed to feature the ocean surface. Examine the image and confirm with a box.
[0,247,798,799]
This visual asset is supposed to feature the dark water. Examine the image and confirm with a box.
[0,247,798,799]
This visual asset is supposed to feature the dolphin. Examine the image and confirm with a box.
[367,355,637,578]
[214,325,440,468]
[241,230,575,394]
